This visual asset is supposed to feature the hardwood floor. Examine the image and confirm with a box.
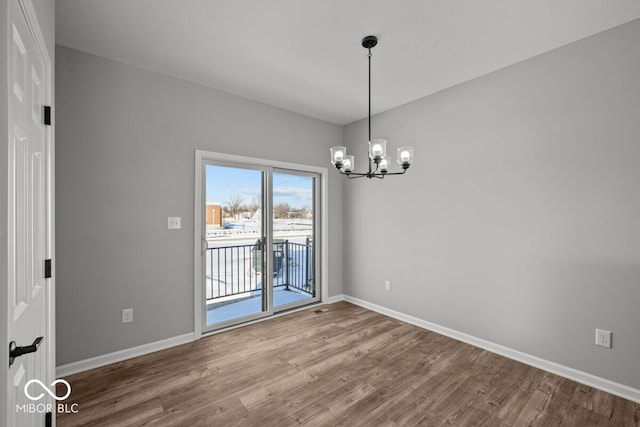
[57,302,639,426]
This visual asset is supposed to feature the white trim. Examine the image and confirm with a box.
[56,333,195,378]
[193,151,204,337]
[320,170,329,307]
[343,295,640,404]
[323,294,344,304]
[194,150,327,175]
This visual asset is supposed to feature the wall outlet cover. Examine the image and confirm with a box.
[595,328,612,348]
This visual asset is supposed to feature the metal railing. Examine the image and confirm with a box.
[205,239,313,301]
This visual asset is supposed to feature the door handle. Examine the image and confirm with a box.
[9,336,43,367]
[201,236,209,255]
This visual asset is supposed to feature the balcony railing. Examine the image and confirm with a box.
[205,239,313,301]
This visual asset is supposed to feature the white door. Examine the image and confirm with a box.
[7,0,53,425]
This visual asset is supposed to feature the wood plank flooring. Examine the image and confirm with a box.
[57,302,639,426]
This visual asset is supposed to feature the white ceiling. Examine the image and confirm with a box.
[56,1,640,125]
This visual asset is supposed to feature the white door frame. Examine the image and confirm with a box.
[193,150,328,338]
[3,0,54,423]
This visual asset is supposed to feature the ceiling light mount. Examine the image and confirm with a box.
[361,35,378,49]
[330,35,414,179]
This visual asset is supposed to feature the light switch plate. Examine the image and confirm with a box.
[122,308,133,323]
[168,217,181,229]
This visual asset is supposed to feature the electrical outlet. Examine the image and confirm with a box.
[595,328,611,348]
[385,280,391,291]
[122,308,133,324]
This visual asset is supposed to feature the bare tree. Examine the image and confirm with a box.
[247,197,260,218]
[288,207,305,219]
[226,194,244,220]
[274,203,290,219]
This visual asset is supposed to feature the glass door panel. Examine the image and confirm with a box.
[200,159,321,333]
[272,170,319,311]
[204,164,270,329]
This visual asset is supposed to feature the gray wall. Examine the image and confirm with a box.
[344,19,640,389]
[1,0,55,416]
[31,0,55,57]
[55,46,343,365]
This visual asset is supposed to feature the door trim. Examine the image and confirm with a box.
[194,150,328,338]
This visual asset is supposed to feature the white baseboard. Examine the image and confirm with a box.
[343,295,640,404]
[56,332,195,378]
[323,294,345,304]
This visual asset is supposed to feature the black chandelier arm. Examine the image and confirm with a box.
[336,168,368,178]
[377,169,407,176]
[336,169,367,179]
[369,169,406,177]
[370,158,378,174]
[336,167,408,179]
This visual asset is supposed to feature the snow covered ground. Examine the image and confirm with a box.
[204,220,315,325]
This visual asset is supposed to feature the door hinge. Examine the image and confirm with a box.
[44,259,52,278]
[45,411,52,427]
[44,106,51,126]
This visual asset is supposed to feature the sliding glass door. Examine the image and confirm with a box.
[199,159,320,333]
[203,163,270,329]
[272,170,318,310]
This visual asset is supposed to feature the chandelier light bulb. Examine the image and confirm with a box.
[343,155,355,172]
[330,145,347,168]
[380,157,389,172]
[368,139,387,162]
[397,146,414,168]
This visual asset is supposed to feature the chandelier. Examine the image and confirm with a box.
[330,35,414,179]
